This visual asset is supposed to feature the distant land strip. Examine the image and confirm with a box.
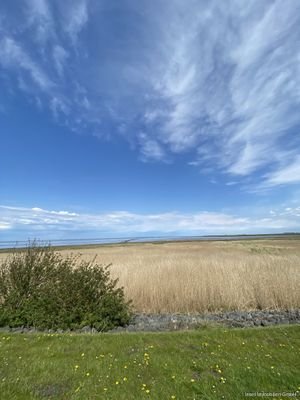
[0,233,300,251]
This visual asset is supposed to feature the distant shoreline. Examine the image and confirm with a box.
[1,232,300,252]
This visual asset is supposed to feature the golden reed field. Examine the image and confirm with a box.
[1,239,300,313]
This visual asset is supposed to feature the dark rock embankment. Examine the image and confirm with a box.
[1,310,299,334]
[108,309,300,333]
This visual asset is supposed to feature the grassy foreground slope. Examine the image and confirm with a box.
[0,326,299,400]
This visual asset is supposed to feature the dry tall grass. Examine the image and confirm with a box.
[1,239,300,312]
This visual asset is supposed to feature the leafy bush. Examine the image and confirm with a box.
[0,243,132,331]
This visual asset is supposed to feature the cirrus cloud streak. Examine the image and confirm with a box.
[0,0,299,189]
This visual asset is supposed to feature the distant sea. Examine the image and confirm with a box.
[0,233,299,250]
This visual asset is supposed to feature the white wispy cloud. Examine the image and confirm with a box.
[145,0,300,180]
[0,204,299,238]
[138,133,167,162]
[0,0,299,187]
[0,37,52,90]
[26,0,51,21]
[225,181,238,186]
[25,0,54,43]
[50,96,70,119]
[0,222,11,230]
[52,45,69,77]
[263,156,300,186]
[62,0,89,43]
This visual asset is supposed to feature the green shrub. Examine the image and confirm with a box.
[0,243,132,331]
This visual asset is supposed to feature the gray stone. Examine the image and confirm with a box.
[261,320,271,327]
[279,319,290,324]
[1,309,299,334]
[0,326,11,332]
[80,326,92,333]
[11,327,24,333]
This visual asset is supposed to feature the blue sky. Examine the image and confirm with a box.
[1,0,300,240]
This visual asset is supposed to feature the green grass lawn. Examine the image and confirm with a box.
[0,326,299,400]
